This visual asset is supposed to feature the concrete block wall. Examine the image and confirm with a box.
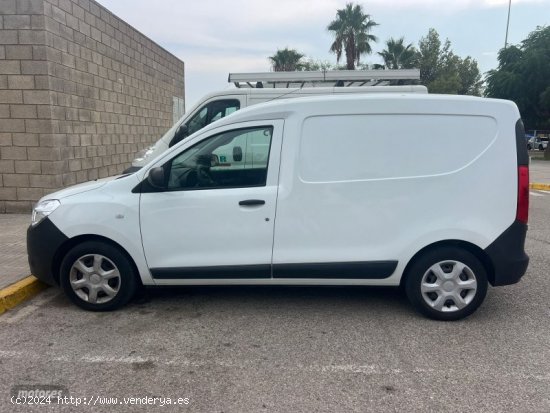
[0,0,185,212]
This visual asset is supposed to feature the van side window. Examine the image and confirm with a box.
[167,126,273,191]
[170,100,241,148]
[186,106,208,136]
[187,99,241,136]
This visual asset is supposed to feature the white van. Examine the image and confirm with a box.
[527,136,548,151]
[126,85,428,172]
[27,94,530,320]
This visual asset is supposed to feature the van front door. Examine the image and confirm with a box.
[139,121,283,282]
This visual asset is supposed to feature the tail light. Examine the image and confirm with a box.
[516,166,529,224]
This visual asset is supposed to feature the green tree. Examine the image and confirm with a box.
[416,28,482,96]
[269,48,305,72]
[378,37,417,69]
[456,57,482,95]
[327,3,378,70]
[485,26,550,130]
[417,28,441,85]
[300,59,335,71]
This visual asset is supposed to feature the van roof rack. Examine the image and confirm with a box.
[228,69,420,88]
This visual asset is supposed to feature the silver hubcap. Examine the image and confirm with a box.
[69,254,121,304]
[420,260,477,313]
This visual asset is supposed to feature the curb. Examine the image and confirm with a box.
[530,183,550,191]
[0,276,48,315]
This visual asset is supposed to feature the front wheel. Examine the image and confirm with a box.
[60,241,138,311]
[404,247,488,321]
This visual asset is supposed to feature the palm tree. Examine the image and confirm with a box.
[378,37,417,69]
[327,3,378,70]
[269,48,305,71]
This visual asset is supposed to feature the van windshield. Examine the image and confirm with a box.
[157,99,241,149]
[157,121,182,147]
[168,99,241,148]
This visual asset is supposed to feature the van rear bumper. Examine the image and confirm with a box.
[484,220,529,286]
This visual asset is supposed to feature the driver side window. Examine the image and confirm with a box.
[169,99,242,148]
[186,99,241,137]
[167,126,273,191]
[186,106,208,136]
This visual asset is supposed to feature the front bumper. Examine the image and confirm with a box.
[485,220,529,286]
[27,218,68,286]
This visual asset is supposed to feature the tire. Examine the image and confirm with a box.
[60,241,138,311]
[539,145,544,151]
[404,247,488,321]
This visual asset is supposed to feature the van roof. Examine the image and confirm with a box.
[198,93,518,134]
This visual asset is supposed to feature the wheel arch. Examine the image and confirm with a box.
[52,234,142,286]
[400,239,495,287]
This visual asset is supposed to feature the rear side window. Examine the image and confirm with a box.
[299,114,497,182]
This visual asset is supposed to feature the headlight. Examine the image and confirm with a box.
[31,199,60,226]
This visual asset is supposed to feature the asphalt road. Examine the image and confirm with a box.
[1,193,549,412]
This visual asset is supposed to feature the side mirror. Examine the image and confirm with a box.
[233,146,243,162]
[147,166,166,189]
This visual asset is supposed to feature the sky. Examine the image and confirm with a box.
[97,0,549,108]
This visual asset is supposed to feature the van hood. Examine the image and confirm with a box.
[42,176,119,201]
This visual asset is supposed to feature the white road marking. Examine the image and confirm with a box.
[2,305,39,324]
[530,192,544,197]
[0,349,549,381]
[0,350,25,358]
[320,364,376,374]
[0,289,60,324]
[81,355,157,364]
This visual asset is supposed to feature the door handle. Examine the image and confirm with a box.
[239,199,265,206]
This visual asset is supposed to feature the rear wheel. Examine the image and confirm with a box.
[404,247,488,321]
[60,241,137,311]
